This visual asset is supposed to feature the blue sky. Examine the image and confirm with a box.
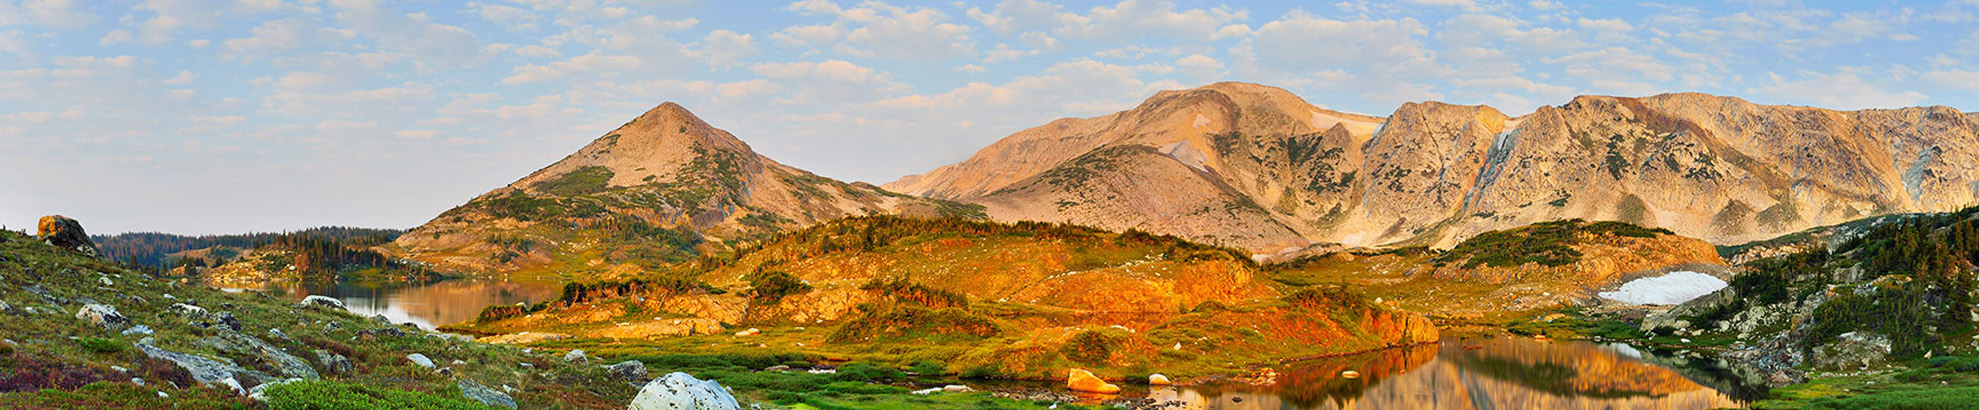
[4,0,1977,234]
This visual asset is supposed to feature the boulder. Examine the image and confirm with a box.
[313,350,353,376]
[356,327,406,339]
[607,360,648,382]
[1148,374,1171,385]
[121,325,155,336]
[1067,368,1120,394]
[214,312,243,331]
[564,349,588,365]
[168,303,210,319]
[136,342,252,395]
[75,304,129,330]
[628,372,741,410]
[36,215,96,257]
[458,379,518,409]
[297,295,347,311]
[200,332,319,380]
[407,353,436,368]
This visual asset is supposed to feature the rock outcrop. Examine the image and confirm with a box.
[889,83,1979,250]
[458,379,518,409]
[1066,368,1121,394]
[36,215,95,257]
[297,295,347,312]
[627,372,741,410]
[75,303,129,330]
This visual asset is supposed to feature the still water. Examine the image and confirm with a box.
[1077,336,1761,410]
[226,279,560,330]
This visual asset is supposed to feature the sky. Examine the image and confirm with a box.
[4,0,1979,235]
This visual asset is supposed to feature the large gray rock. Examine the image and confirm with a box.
[313,350,353,376]
[607,360,648,382]
[406,353,435,368]
[297,295,347,312]
[213,312,243,331]
[36,215,96,257]
[136,342,252,395]
[458,379,518,409]
[628,372,741,410]
[200,332,319,380]
[168,303,210,319]
[75,303,129,330]
[564,349,588,365]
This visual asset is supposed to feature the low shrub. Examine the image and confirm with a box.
[77,337,125,354]
[263,380,501,410]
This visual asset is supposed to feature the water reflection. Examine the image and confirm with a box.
[1150,337,1756,409]
[227,279,559,330]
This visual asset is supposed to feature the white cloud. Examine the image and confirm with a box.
[777,0,975,61]
[502,52,642,84]
[699,29,757,68]
[1751,70,1926,109]
[750,59,906,103]
[1175,54,1223,83]
[475,3,539,31]
[970,0,1248,42]
[513,44,561,58]
[220,18,326,61]
[716,79,781,98]
[0,0,96,28]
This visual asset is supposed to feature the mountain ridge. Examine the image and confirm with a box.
[886,82,1979,252]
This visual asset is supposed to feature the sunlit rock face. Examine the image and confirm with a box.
[891,82,1979,251]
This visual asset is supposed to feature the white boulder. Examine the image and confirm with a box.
[628,372,741,410]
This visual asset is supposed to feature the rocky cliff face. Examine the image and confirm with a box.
[395,103,974,274]
[888,83,1979,251]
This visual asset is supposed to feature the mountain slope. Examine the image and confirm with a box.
[888,82,1979,251]
[394,103,977,275]
[452,215,1440,379]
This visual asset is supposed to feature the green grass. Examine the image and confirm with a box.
[0,382,254,409]
[264,381,501,410]
[1755,355,1979,409]
[0,229,638,409]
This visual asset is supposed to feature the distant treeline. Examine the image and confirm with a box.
[94,227,405,268]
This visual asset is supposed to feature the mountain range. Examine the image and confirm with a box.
[889,82,1979,253]
[393,82,1979,272]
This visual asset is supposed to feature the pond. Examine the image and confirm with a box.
[1059,336,1763,410]
[221,279,561,330]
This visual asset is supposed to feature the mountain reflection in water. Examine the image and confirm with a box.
[228,279,559,330]
[1152,337,1753,409]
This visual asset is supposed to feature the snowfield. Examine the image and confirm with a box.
[1599,271,1727,305]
